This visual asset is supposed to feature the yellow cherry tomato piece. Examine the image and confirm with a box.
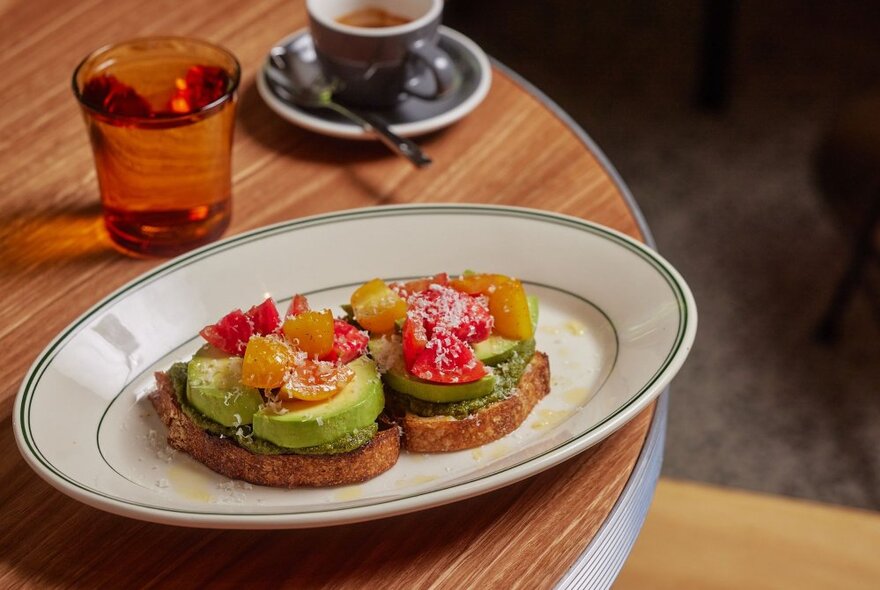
[280,359,355,401]
[487,279,534,340]
[350,278,407,334]
[451,273,533,340]
[241,336,292,389]
[282,309,334,357]
[449,273,510,295]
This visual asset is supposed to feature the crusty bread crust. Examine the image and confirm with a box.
[149,371,400,488]
[394,351,551,452]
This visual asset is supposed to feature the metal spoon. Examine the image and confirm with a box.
[267,41,431,168]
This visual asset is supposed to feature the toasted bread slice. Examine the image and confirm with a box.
[390,351,550,452]
[149,371,400,488]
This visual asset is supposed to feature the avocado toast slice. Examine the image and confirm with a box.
[384,352,550,453]
[149,362,399,488]
[370,336,550,452]
[361,274,551,452]
[149,296,400,488]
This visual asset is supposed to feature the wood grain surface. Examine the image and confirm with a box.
[616,479,880,590]
[0,0,652,587]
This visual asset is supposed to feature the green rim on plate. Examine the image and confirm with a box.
[15,204,694,524]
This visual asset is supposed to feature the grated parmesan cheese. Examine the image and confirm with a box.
[146,428,177,462]
[212,480,250,504]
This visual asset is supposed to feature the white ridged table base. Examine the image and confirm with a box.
[555,391,667,589]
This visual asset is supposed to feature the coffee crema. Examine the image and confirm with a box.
[335,7,411,28]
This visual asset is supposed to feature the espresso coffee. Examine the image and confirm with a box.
[308,0,456,107]
[336,7,411,28]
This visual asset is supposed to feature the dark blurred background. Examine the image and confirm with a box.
[445,0,880,509]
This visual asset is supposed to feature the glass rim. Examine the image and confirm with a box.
[71,36,241,125]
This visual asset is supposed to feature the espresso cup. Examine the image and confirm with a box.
[306,0,458,107]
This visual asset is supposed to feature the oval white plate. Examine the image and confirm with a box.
[13,205,696,529]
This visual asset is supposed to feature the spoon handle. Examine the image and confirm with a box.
[325,103,432,168]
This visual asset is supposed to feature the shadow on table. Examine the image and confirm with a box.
[0,201,116,273]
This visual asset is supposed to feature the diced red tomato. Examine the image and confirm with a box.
[285,294,310,318]
[409,330,487,383]
[407,285,493,344]
[320,320,369,364]
[199,309,253,356]
[244,298,281,336]
[402,317,428,369]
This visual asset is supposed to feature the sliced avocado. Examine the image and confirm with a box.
[251,356,384,449]
[474,337,524,366]
[193,343,232,359]
[389,339,537,419]
[186,354,263,427]
[340,303,354,318]
[473,296,539,365]
[384,369,496,402]
[368,337,496,403]
[169,363,377,455]
[526,294,540,326]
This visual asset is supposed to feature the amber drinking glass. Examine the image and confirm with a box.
[72,37,240,257]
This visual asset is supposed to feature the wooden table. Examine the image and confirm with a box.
[617,479,880,590]
[0,1,656,587]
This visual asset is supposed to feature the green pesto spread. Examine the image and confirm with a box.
[168,363,376,455]
[388,339,536,420]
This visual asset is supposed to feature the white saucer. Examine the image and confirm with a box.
[257,26,492,139]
